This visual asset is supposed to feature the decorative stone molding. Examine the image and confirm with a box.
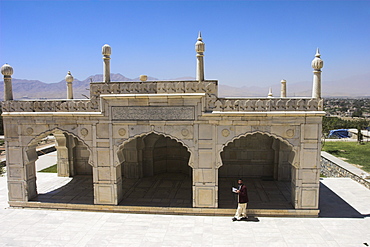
[1,99,99,113]
[118,128,126,136]
[80,128,88,137]
[212,98,323,112]
[1,80,324,113]
[90,80,217,98]
[26,127,33,135]
[221,129,230,137]
[181,129,189,137]
[286,129,294,138]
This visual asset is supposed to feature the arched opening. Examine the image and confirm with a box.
[218,132,294,209]
[117,133,192,207]
[28,129,93,204]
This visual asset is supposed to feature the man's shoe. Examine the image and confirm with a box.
[232,217,237,221]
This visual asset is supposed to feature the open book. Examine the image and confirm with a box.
[232,187,238,193]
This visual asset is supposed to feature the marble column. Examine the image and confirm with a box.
[102,44,111,83]
[195,32,205,82]
[65,71,74,99]
[311,48,324,98]
[281,79,287,97]
[1,64,14,101]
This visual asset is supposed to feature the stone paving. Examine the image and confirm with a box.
[0,153,369,246]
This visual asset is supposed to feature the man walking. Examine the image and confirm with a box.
[232,179,248,221]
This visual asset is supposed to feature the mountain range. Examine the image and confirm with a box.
[0,73,369,100]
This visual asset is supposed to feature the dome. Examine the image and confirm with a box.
[102,44,111,56]
[311,48,323,70]
[1,63,13,76]
[65,71,74,83]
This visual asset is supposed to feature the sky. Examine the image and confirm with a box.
[0,0,369,88]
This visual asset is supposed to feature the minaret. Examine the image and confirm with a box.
[280,79,287,97]
[311,48,324,98]
[195,32,205,82]
[65,71,74,99]
[1,63,14,101]
[102,44,111,83]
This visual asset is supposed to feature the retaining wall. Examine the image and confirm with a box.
[321,151,370,189]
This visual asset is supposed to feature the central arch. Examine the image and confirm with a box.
[117,133,192,207]
[218,132,295,209]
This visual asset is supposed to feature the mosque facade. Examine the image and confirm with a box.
[1,34,325,216]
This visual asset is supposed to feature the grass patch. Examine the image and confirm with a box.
[39,164,57,173]
[322,142,370,172]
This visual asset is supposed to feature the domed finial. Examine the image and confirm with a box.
[1,63,14,76]
[65,71,74,83]
[1,63,14,100]
[268,87,273,98]
[102,44,111,56]
[197,31,202,41]
[195,32,205,53]
[140,75,148,82]
[312,48,323,70]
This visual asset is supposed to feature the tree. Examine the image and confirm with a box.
[352,109,363,118]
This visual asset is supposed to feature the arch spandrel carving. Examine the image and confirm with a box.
[25,127,95,167]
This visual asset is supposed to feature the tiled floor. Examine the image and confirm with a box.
[32,172,293,209]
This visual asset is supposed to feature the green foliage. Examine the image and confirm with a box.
[352,109,363,118]
[322,116,370,137]
[322,117,353,135]
[39,164,57,173]
[322,142,370,172]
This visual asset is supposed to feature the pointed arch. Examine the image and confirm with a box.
[219,130,294,155]
[118,130,194,168]
[217,130,296,169]
[26,127,94,167]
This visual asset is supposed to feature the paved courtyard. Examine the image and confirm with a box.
[0,153,369,246]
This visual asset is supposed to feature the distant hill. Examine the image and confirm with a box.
[0,73,159,100]
[0,72,369,100]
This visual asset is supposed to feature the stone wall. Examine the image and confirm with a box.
[220,134,275,178]
[321,152,370,189]
[74,140,92,175]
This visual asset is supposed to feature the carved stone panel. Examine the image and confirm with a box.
[112,106,195,121]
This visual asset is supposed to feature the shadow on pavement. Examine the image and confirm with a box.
[242,216,260,222]
[32,175,94,205]
[319,182,365,218]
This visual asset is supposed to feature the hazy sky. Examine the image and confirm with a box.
[0,0,369,87]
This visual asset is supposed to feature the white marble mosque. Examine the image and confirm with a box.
[1,33,325,216]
